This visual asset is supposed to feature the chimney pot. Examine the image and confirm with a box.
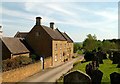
[36,17,42,25]
[50,22,54,29]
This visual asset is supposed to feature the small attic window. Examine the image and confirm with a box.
[36,32,40,36]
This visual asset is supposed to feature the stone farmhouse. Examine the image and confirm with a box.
[2,17,74,68]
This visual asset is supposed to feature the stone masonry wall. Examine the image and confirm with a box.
[44,57,52,69]
[2,56,52,82]
[2,61,41,82]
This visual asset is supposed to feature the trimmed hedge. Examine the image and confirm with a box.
[2,56,32,72]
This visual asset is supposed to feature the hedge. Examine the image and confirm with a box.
[2,56,32,72]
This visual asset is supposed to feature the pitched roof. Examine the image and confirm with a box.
[14,31,28,38]
[2,37,29,54]
[61,32,73,43]
[41,25,66,41]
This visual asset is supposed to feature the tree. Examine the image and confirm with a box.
[102,41,118,52]
[83,34,118,53]
[83,34,98,52]
[74,43,82,53]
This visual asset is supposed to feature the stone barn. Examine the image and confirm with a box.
[1,37,30,60]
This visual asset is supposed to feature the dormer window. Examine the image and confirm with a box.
[36,32,40,36]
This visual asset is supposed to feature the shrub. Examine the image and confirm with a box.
[2,59,11,71]
[19,56,32,65]
[2,56,32,72]
[103,52,107,59]
[31,54,38,61]
[77,50,83,54]
[84,51,94,62]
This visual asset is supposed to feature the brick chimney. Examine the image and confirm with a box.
[36,17,42,25]
[50,22,54,29]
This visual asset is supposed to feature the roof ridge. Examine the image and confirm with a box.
[41,25,66,41]
[56,29,67,41]
[64,32,73,42]
[2,37,29,54]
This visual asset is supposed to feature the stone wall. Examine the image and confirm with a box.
[44,57,52,69]
[2,56,53,82]
[2,61,41,82]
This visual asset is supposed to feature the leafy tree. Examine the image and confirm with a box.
[111,42,118,49]
[83,34,118,53]
[74,43,82,53]
[83,34,98,52]
[97,40,102,48]
[102,41,118,52]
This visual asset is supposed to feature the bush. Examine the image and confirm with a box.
[103,52,107,59]
[19,56,32,65]
[84,51,94,62]
[2,59,12,71]
[31,54,38,61]
[2,56,32,72]
[77,50,83,54]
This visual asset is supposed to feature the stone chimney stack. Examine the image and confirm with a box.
[50,22,55,29]
[36,17,42,25]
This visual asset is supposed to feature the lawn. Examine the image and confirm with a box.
[57,59,120,83]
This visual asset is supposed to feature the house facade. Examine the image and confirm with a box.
[61,32,74,60]
[14,17,74,68]
[52,40,67,66]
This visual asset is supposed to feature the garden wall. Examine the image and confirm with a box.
[2,56,53,82]
[44,57,52,69]
[2,61,41,82]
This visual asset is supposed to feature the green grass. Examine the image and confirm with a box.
[57,59,120,83]
[99,60,120,83]
[72,59,120,83]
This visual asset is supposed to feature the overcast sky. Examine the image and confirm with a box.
[0,0,119,42]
